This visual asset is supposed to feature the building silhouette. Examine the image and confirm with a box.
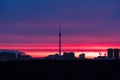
[114,48,120,59]
[45,54,62,60]
[79,53,85,59]
[107,48,114,59]
[63,52,75,60]
[0,52,16,61]
[17,54,32,60]
[95,56,107,60]
[0,50,31,61]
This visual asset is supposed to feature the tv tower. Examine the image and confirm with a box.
[59,20,62,56]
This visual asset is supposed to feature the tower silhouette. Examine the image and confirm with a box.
[59,20,62,56]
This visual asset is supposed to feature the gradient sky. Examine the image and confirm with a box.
[0,0,120,58]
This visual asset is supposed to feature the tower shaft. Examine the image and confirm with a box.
[59,21,62,56]
[59,31,61,56]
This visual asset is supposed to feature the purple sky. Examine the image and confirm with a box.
[0,0,120,44]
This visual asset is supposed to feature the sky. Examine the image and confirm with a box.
[0,0,120,58]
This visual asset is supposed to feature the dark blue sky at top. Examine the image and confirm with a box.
[0,0,120,44]
[0,0,120,21]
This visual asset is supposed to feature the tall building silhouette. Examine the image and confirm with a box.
[59,21,62,56]
[107,48,114,59]
[114,48,120,59]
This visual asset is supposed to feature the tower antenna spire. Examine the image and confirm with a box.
[59,19,62,56]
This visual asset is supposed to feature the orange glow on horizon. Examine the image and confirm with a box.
[0,43,120,58]
[24,51,102,59]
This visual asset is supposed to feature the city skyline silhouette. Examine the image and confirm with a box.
[0,0,120,59]
[1,1,120,80]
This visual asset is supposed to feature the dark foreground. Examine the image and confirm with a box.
[0,60,120,80]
